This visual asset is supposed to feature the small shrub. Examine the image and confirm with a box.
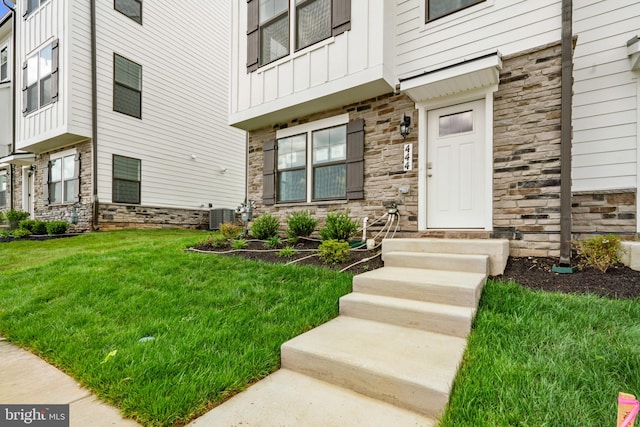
[0,211,5,223]
[251,214,280,240]
[278,246,295,258]
[45,221,69,236]
[6,210,30,230]
[286,210,318,242]
[575,234,623,273]
[207,232,229,249]
[318,239,350,264]
[264,235,282,249]
[319,211,358,242]
[220,223,244,240]
[232,239,248,249]
[12,228,32,238]
[0,230,9,238]
[19,219,47,235]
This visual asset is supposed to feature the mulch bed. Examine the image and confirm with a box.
[192,239,640,299]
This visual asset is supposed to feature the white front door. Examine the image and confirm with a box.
[427,100,485,228]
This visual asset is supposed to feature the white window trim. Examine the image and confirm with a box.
[0,44,10,83]
[276,113,349,203]
[419,0,495,34]
[24,39,56,115]
[49,148,77,205]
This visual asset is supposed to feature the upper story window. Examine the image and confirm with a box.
[0,47,8,82]
[46,149,79,205]
[22,40,59,115]
[113,54,142,119]
[247,0,351,73]
[23,0,50,18]
[113,154,141,204]
[114,0,142,25]
[427,0,485,22]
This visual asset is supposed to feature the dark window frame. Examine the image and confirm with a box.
[426,0,485,23]
[112,154,141,204]
[295,0,332,52]
[113,53,142,119]
[23,0,50,18]
[114,0,143,25]
[259,0,290,67]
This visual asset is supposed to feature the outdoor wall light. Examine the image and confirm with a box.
[400,114,411,139]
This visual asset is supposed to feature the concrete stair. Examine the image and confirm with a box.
[196,238,509,426]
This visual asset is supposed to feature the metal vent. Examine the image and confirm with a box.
[209,208,236,230]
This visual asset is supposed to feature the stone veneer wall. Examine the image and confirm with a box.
[247,92,420,231]
[572,190,638,239]
[98,204,209,230]
[493,42,563,257]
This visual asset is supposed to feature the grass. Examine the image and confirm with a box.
[439,279,640,427]
[0,229,352,426]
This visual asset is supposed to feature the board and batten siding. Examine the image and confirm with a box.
[395,0,561,80]
[230,0,395,129]
[93,1,245,210]
[572,0,639,193]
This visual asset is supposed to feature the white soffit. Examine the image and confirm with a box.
[0,153,36,166]
[628,36,640,71]
[400,53,502,103]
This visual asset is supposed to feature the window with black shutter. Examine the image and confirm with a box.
[22,39,59,115]
[46,150,79,204]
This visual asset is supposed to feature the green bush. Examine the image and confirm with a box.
[19,219,47,235]
[232,239,248,249]
[286,210,318,242]
[45,221,69,236]
[12,228,32,238]
[264,235,282,249]
[277,246,295,258]
[318,239,350,264]
[0,211,5,223]
[6,210,30,230]
[251,214,280,240]
[575,234,623,273]
[206,232,229,249]
[319,211,358,242]
[220,223,244,240]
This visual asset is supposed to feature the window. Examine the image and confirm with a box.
[22,40,59,115]
[247,0,351,72]
[0,47,8,82]
[296,0,331,50]
[0,174,6,208]
[114,0,142,24]
[439,110,473,136]
[46,150,79,205]
[113,54,142,118]
[23,0,50,18]
[113,155,141,204]
[427,0,485,21]
[263,116,364,205]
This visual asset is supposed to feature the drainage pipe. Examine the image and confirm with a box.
[90,0,99,229]
[559,0,573,265]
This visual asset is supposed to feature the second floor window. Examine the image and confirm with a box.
[23,40,59,115]
[114,0,142,24]
[0,47,8,82]
[427,0,485,22]
[113,54,142,119]
[260,0,289,66]
[24,0,50,18]
[296,0,331,50]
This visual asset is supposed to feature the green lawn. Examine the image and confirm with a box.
[0,230,352,426]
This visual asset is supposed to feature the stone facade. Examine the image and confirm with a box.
[98,204,209,230]
[572,190,638,239]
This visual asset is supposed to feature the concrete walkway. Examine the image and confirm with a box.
[0,337,140,427]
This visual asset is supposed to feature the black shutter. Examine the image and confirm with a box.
[247,0,260,73]
[22,61,28,114]
[51,39,59,102]
[263,139,276,205]
[346,118,364,200]
[332,0,351,36]
[43,161,50,205]
[70,153,80,203]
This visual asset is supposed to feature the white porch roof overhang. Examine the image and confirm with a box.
[399,52,502,103]
[0,153,36,166]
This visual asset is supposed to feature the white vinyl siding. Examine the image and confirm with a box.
[572,0,639,192]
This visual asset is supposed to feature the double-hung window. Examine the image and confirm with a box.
[259,0,289,66]
[296,0,331,50]
[264,115,364,204]
[46,150,79,205]
[0,173,6,208]
[426,0,485,22]
[113,54,142,119]
[113,155,141,204]
[23,40,59,115]
[23,0,50,17]
[0,47,8,82]
[114,0,142,24]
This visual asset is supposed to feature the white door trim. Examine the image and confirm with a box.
[22,166,35,218]
[417,86,497,231]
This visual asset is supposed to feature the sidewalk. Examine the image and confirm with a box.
[0,337,140,427]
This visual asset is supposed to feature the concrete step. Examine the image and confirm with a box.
[189,369,435,427]
[281,316,467,418]
[382,238,510,275]
[353,266,486,308]
[383,251,489,274]
[340,292,475,337]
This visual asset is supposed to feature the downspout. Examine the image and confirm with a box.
[3,0,16,210]
[90,0,99,229]
[559,0,573,265]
